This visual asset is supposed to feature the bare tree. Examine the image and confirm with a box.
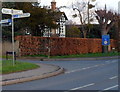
[95,9,118,35]
[72,0,95,38]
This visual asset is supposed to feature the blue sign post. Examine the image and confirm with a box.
[102,35,110,46]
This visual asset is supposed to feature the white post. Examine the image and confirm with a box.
[12,9,15,66]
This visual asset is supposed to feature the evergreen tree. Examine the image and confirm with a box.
[2,2,62,38]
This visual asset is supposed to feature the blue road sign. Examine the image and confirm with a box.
[102,35,110,46]
[7,19,11,23]
[0,19,12,24]
[13,15,19,18]
[2,22,11,26]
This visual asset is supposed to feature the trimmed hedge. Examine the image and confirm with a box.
[15,36,117,56]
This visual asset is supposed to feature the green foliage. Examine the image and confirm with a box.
[72,14,77,18]
[23,52,120,59]
[88,4,95,9]
[2,2,62,38]
[66,26,81,38]
[87,24,101,38]
[50,52,120,59]
[1,60,39,74]
[24,54,48,57]
[2,2,16,8]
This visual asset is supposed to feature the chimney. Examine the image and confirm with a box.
[51,0,56,11]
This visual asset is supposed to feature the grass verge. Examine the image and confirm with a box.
[50,52,120,58]
[0,60,39,74]
[24,54,48,57]
[24,52,120,59]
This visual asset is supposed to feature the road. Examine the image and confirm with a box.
[2,58,119,91]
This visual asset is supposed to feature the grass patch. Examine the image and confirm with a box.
[50,52,120,59]
[0,55,12,59]
[24,54,48,57]
[22,52,120,59]
[0,60,39,74]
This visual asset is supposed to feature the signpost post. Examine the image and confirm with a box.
[11,9,15,66]
[1,8,30,66]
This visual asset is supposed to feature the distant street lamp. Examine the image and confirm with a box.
[87,0,95,34]
[87,0,95,25]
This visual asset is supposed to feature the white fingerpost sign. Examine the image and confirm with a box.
[13,13,30,18]
[2,8,23,15]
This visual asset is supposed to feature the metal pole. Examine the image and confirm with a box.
[48,29,50,59]
[12,9,15,66]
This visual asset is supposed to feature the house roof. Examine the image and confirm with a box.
[55,12,68,22]
[62,12,68,20]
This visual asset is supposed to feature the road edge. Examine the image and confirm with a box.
[1,66,64,86]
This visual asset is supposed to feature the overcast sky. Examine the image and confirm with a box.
[40,0,119,10]
[40,0,120,24]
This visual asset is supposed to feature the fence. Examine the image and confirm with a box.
[15,36,118,56]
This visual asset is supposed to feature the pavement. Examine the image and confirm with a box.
[1,63,64,86]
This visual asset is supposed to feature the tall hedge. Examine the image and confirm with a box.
[15,36,117,56]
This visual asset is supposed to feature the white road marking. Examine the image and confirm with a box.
[65,65,99,74]
[82,67,90,70]
[105,61,110,63]
[94,65,99,67]
[70,83,95,90]
[111,61,117,63]
[65,60,117,74]
[105,60,117,63]
[65,69,82,74]
[103,85,118,90]
[109,76,118,80]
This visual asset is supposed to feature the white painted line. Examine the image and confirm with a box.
[105,60,117,63]
[82,67,88,70]
[111,61,117,63]
[65,65,100,74]
[83,67,91,69]
[101,64,105,66]
[109,76,118,80]
[65,60,117,74]
[70,83,95,90]
[105,61,110,63]
[103,85,118,90]
[65,67,92,74]
[94,65,99,67]
[65,69,82,74]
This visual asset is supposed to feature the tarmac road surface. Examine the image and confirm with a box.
[2,58,119,91]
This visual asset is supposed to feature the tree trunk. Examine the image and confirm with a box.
[101,28,108,53]
[83,31,87,38]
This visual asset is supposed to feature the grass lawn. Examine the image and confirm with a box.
[25,52,120,59]
[50,52,120,59]
[0,60,39,74]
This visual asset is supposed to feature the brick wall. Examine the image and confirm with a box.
[15,36,118,56]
